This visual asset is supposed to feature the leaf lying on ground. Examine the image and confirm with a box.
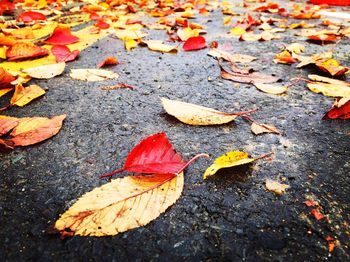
[70,69,118,81]
[101,132,207,178]
[6,42,49,61]
[0,114,66,148]
[295,51,333,68]
[16,11,46,22]
[307,74,350,97]
[44,26,79,45]
[51,45,80,63]
[265,179,289,195]
[0,87,13,98]
[101,83,135,90]
[97,56,118,68]
[208,48,256,63]
[274,50,298,64]
[183,36,206,51]
[254,83,287,95]
[161,97,255,126]
[10,84,45,107]
[203,151,256,179]
[324,97,350,119]
[251,122,280,135]
[23,62,65,79]
[141,40,177,53]
[220,65,280,84]
[55,172,184,237]
[315,59,349,77]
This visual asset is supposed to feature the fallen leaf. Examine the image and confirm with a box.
[23,62,65,79]
[124,37,138,51]
[296,51,333,68]
[315,59,349,76]
[10,84,45,107]
[0,115,18,136]
[254,83,287,95]
[265,179,290,195]
[324,98,350,119]
[310,209,325,220]
[286,43,305,54]
[1,114,66,147]
[51,45,80,63]
[55,172,184,237]
[177,27,199,41]
[161,97,253,125]
[8,27,35,39]
[16,11,46,22]
[251,122,280,135]
[183,36,206,51]
[6,42,49,61]
[220,66,279,84]
[114,29,147,40]
[101,83,134,90]
[44,26,79,45]
[97,56,118,68]
[203,151,256,179]
[0,87,13,98]
[307,74,350,97]
[208,48,257,63]
[101,132,207,178]
[274,50,298,64]
[141,40,177,53]
[70,69,118,81]
[0,68,16,88]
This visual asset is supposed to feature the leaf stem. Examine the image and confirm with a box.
[177,153,209,174]
[100,168,124,179]
[0,104,11,111]
[255,152,274,161]
[234,108,258,116]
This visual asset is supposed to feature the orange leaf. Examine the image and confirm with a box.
[6,42,48,61]
[97,56,118,68]
[310,209,325,220]
[10,84,46,107]
[0,68,16,88]
[55,172,184,237]
[44,26,79,45]
[8,114,66,147]
[0,115,18,136]
[0,34,16,46]
[9,27,35,39]
[316,59,349,76]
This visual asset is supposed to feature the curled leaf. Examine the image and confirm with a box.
[254,83,287,95]
[0,68,16,88]
[208,48,256,63]
[97,56,118,68]
[220,65,279,84]
[142,40,177,53]
[265,179,289,195]
[203,151,256,179]
[51,45,80,63]
[251,122,280,135]
[10,84,45,107]
[55,172,184,237]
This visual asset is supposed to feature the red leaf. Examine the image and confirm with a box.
[183,36,207,51]
[310,209,325,220]
[16,11,46,22]
[0,0,15,15]
[95,20,110,29]
[6,42,48,61]
[101,132,207,178]
[324,99,350,119]
[304,199,316,207]
[44,26,79,45]
[51,45,80,62]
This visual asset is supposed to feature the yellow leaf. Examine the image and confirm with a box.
[265,179,289,195]
[161,97,239,125]
[124,38,138,51]
[0,47,6,59]
[31,22,58,41]
[142,40,177,53]
[286,43,305,54]
[254,83,288,95]
[22,62,65,79]
[251,122,280,135]
[308,74,350,86]
[10,84,45,107]
[307,74,350,97]
[230,27,246,36]
[55,172,184,237]
[177,27,199,41]
[203,151,255,179]
[0,87,13,98]
[70,69,119,81]
[114,29,147,40]
[223,16,232,25]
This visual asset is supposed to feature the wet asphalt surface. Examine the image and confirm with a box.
[1,1,350,261]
